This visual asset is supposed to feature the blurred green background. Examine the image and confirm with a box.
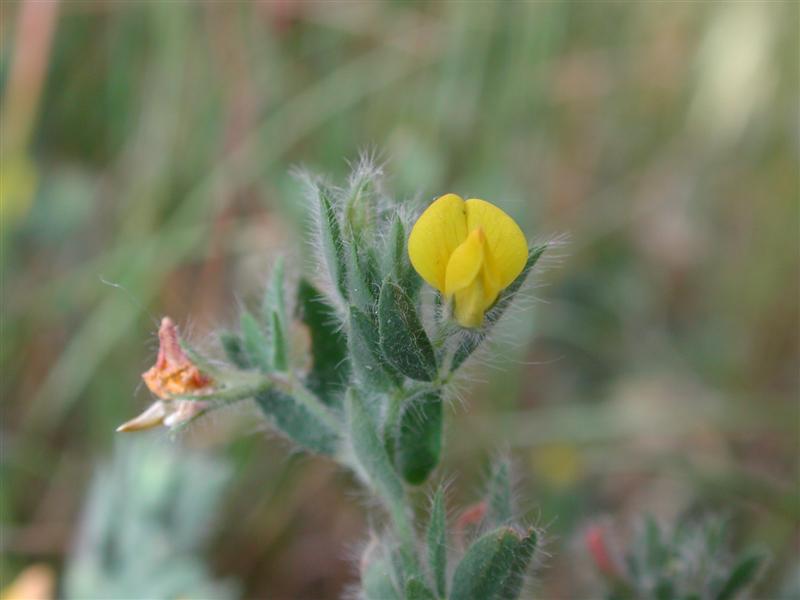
[2,1,798,598]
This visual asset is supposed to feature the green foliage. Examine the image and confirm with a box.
[427,486,448,598]
[263,256,289,371]
[591,516,767,600]
[349,305,401,391]
[384,216,421,301]
[296,279,349,408]
[405,577,438,600]
[107,162,545,597]
[219,331,251,370]
[311,180,349,304]
[486,457,513,527]
[254,387,339,455]
[240,310,271,372]
[450,526,538,600]
[361,543,402,600]
[392,390,443,485]
[379,280,438,382]
[64,439,237,600]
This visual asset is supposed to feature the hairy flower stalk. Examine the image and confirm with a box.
[119,162,549,599]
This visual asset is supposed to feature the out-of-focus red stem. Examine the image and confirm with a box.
[585,524,621,579]
[1,0,60,151]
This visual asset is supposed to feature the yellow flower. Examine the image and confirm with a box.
[408,194,528,328]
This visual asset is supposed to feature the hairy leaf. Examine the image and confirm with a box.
[486,458,513,526]
[378,280,437,381]
[240,311,271,372]
[393,390,442,485]
[314,182,348,302]
[296,279,348,408]
[349,305,399,391]
[405,577,436,600]
[450,527,537,600]
[255,387,339,455]
[219,332,251,370]
[427,485,448,598]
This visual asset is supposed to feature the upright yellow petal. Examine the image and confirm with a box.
[408,194,469,292]
[444,228,485,297]
[464,198,528,291]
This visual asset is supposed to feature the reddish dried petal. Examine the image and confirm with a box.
[142,317,213,399]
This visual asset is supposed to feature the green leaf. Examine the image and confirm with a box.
[296,279,349,408]
[240,311,271,372]
[378,280,437,382]
[263,255,287,325]
[405,577,436,600]
[263,256,289,371]
[254,387,339,455]
[451,244,546,372]
[270,311,288,371]
[349,305,399,391]
[347,243,380,310]
[450,526,538,600]
[313,182,348,302]
[715,552,765,600]
[393,390,442,485]
[427,485,447,598]
[220,332,251,370]
[644,517,665,569]
[385,216,421,300]
[362,555,401,600]
[486,458,513,526]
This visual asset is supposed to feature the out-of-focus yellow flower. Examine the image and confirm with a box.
[408,194,527,327]
[0,564,54,600]
[0,153,37,228]
[530,443,583,490]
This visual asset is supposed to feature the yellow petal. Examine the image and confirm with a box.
[453,280,487,328]
[444,228,485,297]
[408,194,468,292]
[464,199,527,292]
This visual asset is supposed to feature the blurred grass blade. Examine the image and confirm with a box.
[715,552,765,600]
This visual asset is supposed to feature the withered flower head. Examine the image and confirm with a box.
[117,317,213,433]
[142,317,213,399]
